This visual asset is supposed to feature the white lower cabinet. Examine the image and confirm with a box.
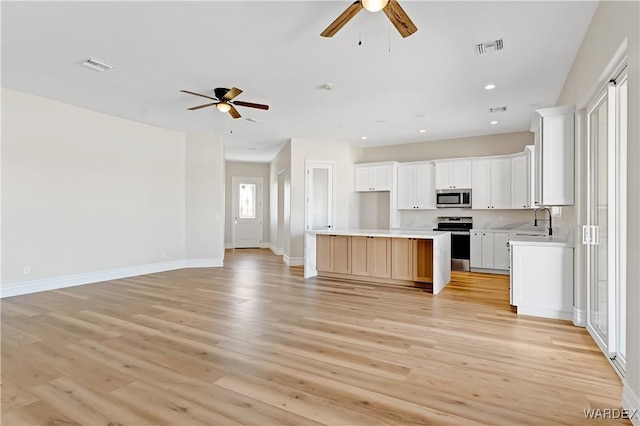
[510,244,573,320]
[470,231,510,272]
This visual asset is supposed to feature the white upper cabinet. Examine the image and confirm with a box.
[471,158,511,209]
[397,162,436,210]
[354,162,394,192]
[510,146,535,209]
[435,160,472,189]
[530,105,575,206]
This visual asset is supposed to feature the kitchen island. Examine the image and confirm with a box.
[305,229,451,294]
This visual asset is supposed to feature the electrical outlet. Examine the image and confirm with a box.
[23,266,30,275]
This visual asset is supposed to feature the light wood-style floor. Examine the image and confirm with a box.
[1,249,627,425]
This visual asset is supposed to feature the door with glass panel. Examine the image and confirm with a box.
[585,64,627,374]
[232,176,263,248]
[305,162,334,232]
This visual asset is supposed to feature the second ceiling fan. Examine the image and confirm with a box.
[321,0,417,38]
[181,87,269,119]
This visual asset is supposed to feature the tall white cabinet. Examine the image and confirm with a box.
[510,146,535,209]
[434,160,472,189]
[530,105,575,206]
[471,158,511,209]
[396,162,436,210]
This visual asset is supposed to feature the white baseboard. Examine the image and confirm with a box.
[268,244,283,256]
[184,258,223,268]
[517,306,573,321]
[284,255,303,266]
[623,383,640,426]
[1,258,223,298]
[573,307,586,327]
[224,242,271,249]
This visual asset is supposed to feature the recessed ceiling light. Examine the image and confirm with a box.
[376,119,386,124]
[490,120,499,125]
[415,114,426,118]
[248,147,257,150]
[484,84,496,90]
[419,129,426,133]
[361,136,368,140]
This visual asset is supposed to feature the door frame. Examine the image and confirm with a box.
[231,175,264,249]
[304,161,335,233]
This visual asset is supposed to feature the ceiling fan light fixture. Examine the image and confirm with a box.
[216,102,232,113]
[362,0,389,12]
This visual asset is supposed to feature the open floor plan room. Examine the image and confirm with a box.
[1,249,626,425]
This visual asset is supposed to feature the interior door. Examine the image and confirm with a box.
[305,162,334,231]
[231,176,263,248]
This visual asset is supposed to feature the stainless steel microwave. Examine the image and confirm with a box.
[436,189,472,208]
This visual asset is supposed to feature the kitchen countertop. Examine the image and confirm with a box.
[509,231,574,247]
[308,229,449,239]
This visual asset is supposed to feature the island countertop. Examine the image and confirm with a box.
[305,229,451,294]
[307,228,449,239]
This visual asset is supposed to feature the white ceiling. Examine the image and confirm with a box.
[1,1,598,162]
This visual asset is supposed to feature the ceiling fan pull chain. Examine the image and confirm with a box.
[388,20,392,52]
[358,14,362,45]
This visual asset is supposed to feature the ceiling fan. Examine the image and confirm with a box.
[321,0,417,38]
[180,87,269,119]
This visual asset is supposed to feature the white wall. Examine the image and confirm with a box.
[555,1,639,414]
[1,89,186,287]
[362,131,533,163]
[1,89,226,295]
[185,134,225,265]
[224,161,270,247]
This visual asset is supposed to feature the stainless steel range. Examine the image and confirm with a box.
[434,216,472,271]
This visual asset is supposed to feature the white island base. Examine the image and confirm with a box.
[305,229,451,295]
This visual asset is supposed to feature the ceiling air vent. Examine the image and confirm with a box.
[80,57,113,72]
[489,106,507,113]
[475,39,504,55]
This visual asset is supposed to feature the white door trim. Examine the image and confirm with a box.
[231,176,264,249]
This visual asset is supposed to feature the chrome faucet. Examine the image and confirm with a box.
[534,207,553,236]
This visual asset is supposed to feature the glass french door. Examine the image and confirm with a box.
[585,63,627,375]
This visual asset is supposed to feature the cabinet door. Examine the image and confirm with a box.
[391,238,413,280]
[511,155,529,209]
[493,232,510,270]
[472,159,491,209]
[396,165,416,209]
[371,167,391,191]
[351,236,370,276]
[415,163,436,209]
[451,160,472,189]
[333,236,352,274]
[413,239,433,282]
[316,235,333,272]
[354,167,371,192]
[370,237,391,278]
[481,232,495,269]
[435,163,452,189]
[490,158,511,209]
[470,232,483,268]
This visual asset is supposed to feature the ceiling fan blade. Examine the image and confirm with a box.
[321,1,363,37]
[187,102,217,111]
[233,100,270,110]
[223,87,243,101]
[383,0,418,38]
[229,105,241,119]
[180,90,218,101]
